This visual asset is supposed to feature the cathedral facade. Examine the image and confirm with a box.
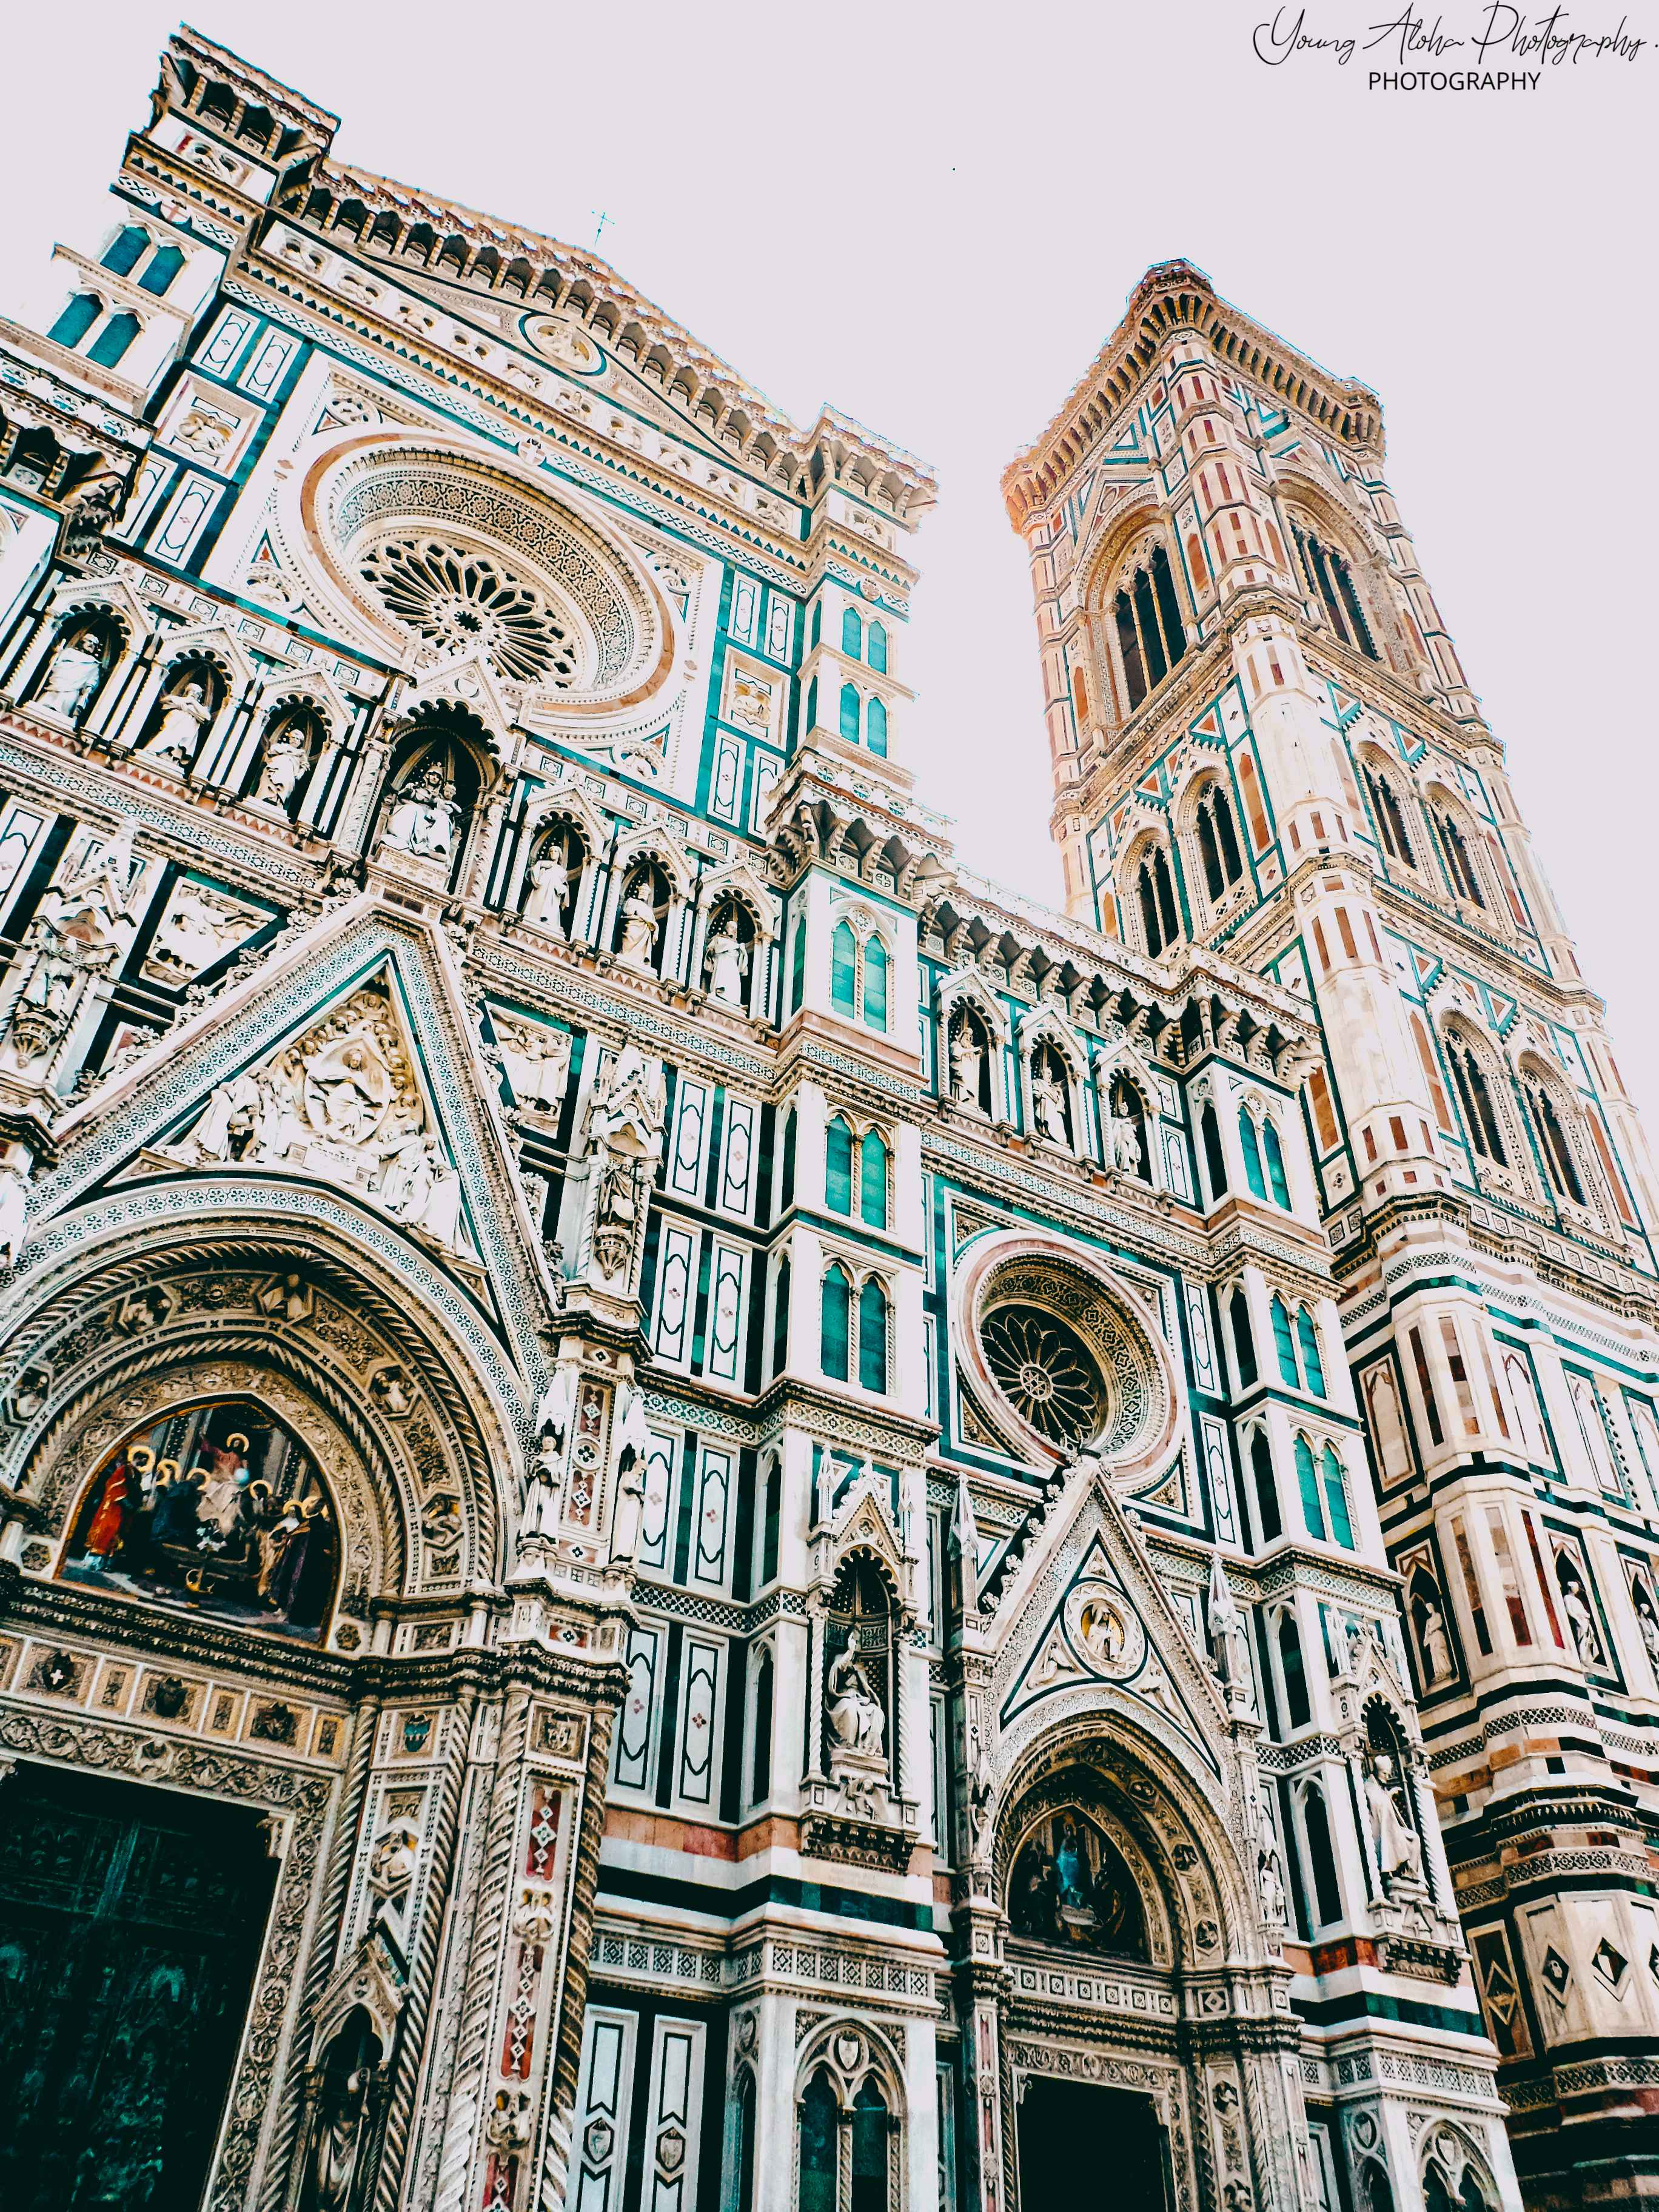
[0,29,1645,2212]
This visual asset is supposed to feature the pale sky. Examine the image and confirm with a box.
[6,2,1656,1127]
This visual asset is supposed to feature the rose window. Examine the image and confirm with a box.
[980,1306,1106,1450]
[357,536,578,686]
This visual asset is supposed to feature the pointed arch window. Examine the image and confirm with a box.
[1239,1109,1269,1201]
[1296,1309,1327,1398]
[1113,544,1187,711]
[826,1116,854,1213]
[1196,783,1245,902]
[839,682,861,742]
[1321,1445,1355,1548]
[858,1279,890,1393]
[1446,1033,1508,1164]
[820,1264,852,1382]
[800,2070,840,2212]
[751,1649,774,1800]
[1201,1103,1228,1200]
[1293,523,1378,659]
[1262,1115,1292,1207]
[87,311,141,367]
[101,225,150,276]
[863,936,889,1031]
[851,2079,891,2212]
[1524,1073,1587,1205]
[1280,1610,1311,1726]
[859,1130,890,1228]
[1294,1436,1326,1539]
[805,674,819,734]
[1272,1297,1301,1389]
[789,919,806,1013]
[1250,1431,1281,1543]
[138,244,186,297]
[810,600,822,649]
[1302,1781,1344,1923]
[735,2070,758,2212]
[1135,842,1180,956]
[1365,765,1417,866]
[49,293,101,349]
[865,695,888,757]
[780,1109,797,1210]
[1231,1290,1258,1389]
[867,622,888,674]
[831,920,859,1015]
[772,1257,791,1376]
[1435,809,1487,908]
[842,605,863,657]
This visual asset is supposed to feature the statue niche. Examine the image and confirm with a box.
[823,1555,894,1818]
[1008,1802,1148,1959]
[612,857,670,976]
[373,725,481,883]
[136,660,224,776]
[701,894,756,1011]
[1029,1039,1074,1151]
[30,615,116,726]
[250,703,326,817]
[301,2008,383,2212]
[1108,1071,1151,1181]
[519,820,586,939]
[59,1393,339,1640]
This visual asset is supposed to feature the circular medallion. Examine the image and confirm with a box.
[1063,1580,1145,1680]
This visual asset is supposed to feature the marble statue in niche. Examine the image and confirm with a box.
[380,764,460,862]
[33,628,107,723]
[140,675,213,772]
[705,911,750,1007]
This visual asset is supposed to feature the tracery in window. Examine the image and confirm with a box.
[1133,837,1181,956]
[358,535,577,685]
[1433,805,1487,910]
[1522,1063,1588,1207]
[1443,1025,1508,1165]
[1363,760,1418,866]
[1194,779,1245,903]
[1113,544,1187,711]
[1292,521,1378,659]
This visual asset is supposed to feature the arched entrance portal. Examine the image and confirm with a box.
[0,1758,278,2212]
[1017,2079,1171,2212]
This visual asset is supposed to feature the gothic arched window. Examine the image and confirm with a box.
[1445,1030,1508,1164]
[101,225,150,275]
[1322,1444,1355,1547]
[139,244,186,297]
[1230,1290,1258,1388]
[1273,1298,1301,1389]
[1296,1308,1327,1398]
[858,1278,890,1393]
[771,1257,790,1378]
[1134,840,1180,956]
[841,605,863,658]
[1113,544,1187,711]
[863,936,890,1031]
[851,2080,890,2212]
[1239,1108,1269,1201]
[734,2071,758,2212]
[87,311,141,368]
[865,694,888,757]
[1293,523,1378,659]
[825,1116,854,1213]
[750,1649,773,1800]
[831,920,859,1016]
[820,1264,852,1382]
[1301,1780,1344,1923]
[49,293,101,349]
[859,1130,890,1229]
[1195,781,1245,902]
[799,2070,839,2212]
[1435,808,1487,908]
[1523,1068,1587,1206]
[839,682,860,742]
[1294,1436,1325,1538]
[1201,1102,1228,1200]
[1251,1431,1281,1542]
[1279,1610,1311,1726]
[867,622,888,674]
[1261,1114,1292,1207]
[1364,762,1418,866]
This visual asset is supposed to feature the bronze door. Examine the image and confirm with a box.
[0,1760,277,2211]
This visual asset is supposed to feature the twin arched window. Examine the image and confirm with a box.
[800,2066,893,2212]
[837,683,888,757]
[1195,781,1244,903]
[825,1116,890,1229]
[1364,761,1418,868]
[839,606,888,672]
[830,919,890,1031]
[820,1264,890,1393]
[1135,841,1180,956]
[1293,1435,1356,1548]
[49,297,143,367]
[1239,1107,1292,1208]
[1113,545,1187,712]
[1523,1065,1587,1207]
[1292,522,1377,659]
[1434,806,1487,910]
[1444,1028,1508,1165]
[1271,1295,1328,1400]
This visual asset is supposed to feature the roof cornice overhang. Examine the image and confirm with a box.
[1002,260,1385,531]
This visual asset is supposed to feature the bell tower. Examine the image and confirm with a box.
[1006,262,1659,2210]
